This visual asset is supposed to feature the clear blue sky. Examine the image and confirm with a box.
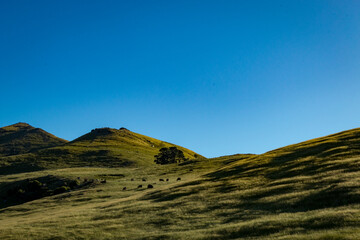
[1,0,360,157]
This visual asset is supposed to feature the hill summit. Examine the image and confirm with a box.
[72,127,127,142]
[63,126,201,166]
[0,123,67,157]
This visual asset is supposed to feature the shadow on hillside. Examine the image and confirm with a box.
[295,185,360,210]
[142,189,199,202]
[205,185,360,235]
[141,180,205,202]
[214,182,360,221]
[205,154,360,182]
[209,213,353,239]
[0,163,43,176]
[267,141,339,163]
[0,175,98,210]
[206,135,360,182]
[204,162,261,180]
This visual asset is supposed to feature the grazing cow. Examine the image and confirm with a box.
[137,185,142,188]
[159,179,164,181]
[177,177,181,181]
[122,187,127,190]
[101,179,107,184]
[142,178,146,182]
[147,184,153,189]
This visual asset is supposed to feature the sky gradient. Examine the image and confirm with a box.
[1,0,360,157]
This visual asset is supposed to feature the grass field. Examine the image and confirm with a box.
[1,126,360,239]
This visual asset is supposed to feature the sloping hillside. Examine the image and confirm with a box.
[0,126,203,173]
[0,123,67,157]
[1,127,360,239]
[208,127,360,180]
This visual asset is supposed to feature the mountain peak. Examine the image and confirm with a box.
[13,122,32,127]
[72,127,136,143]
[2,122,34,131]
[90,127,117,136]
[0,122,67,156]
[72,127,119,142]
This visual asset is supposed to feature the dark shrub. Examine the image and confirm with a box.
[27,180,43,192]
[54,186,70,195]
[68,180,79,189]
[154,147,188,165]
[17,188,25,195]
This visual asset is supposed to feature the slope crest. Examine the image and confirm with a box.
[208,127,360,180]
[0,123,68,157]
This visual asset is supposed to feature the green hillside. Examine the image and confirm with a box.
[0,125,203,174]
[0,123,67,157]
[0,126,360,239]
[209,126,360,179]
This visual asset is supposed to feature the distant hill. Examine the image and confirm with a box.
[0,123,67,157]
[0,125,203,173]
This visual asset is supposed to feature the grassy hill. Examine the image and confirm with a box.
[0,126,360,239]
[0,123,67,157]
[0,125,203,174]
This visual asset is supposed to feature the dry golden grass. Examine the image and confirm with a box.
[1,128,360,239]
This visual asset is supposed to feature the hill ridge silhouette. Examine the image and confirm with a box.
[0,122,67,157]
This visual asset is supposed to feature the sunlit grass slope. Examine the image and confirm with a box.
[0,126,202,174]
[210,126,360,179]
[0,123,67,157]
[1,128,360,239]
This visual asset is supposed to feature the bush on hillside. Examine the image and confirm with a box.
[54,186,70,194]
[68,180,79,188]
[154,147,188,165]
[27,180,43,192]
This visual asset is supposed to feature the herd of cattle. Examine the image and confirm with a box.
[121,177,182,191]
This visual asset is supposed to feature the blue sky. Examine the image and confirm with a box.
[1,0,360,157]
